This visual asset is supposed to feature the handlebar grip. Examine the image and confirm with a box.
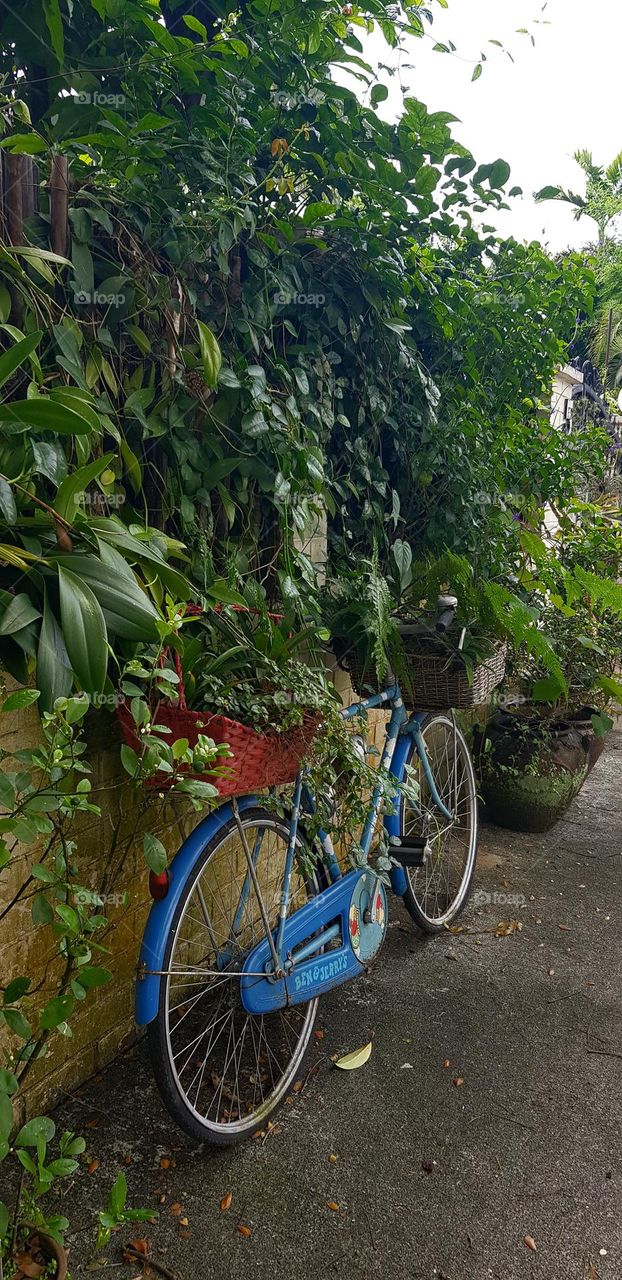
[436,608,456,634]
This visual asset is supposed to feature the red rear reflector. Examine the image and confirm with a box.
[149,870,170,901]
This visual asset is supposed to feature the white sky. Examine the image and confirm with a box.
[358,0,622,251]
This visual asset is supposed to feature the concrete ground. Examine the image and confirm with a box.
[51,734,622,1280]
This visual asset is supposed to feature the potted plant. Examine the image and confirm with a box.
[476,533,622,831]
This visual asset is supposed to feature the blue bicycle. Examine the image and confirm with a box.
[136,604,478,1145]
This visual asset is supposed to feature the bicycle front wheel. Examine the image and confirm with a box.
[148,807,321,1145]
[400,713,478,933]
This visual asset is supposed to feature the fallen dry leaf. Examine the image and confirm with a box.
[524,1234,537,1252]
[421,1160,433,1174]
[124,1154,132,1166]
[328,1154,338,1163]
[237,1224,252,1238]
[220,1192,233,1212]
[170,1203,182,1216]
[588,1265,598,1280]
[87,1159,99,1175]
[180,1217,189,1227]
[326,1201,340,1212]
[292,1079,303,1092]
[159,1157,171,1169]
[314,1029,325,1040]
[128,1240,148,1256]
[496,919,523,937]
[180,1230,192,1240]
[559,924,572,932]
[453,1077,464,1087]
[443,1059,450,1068]
[334,1042,372,1070]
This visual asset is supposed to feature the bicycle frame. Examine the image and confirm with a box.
[245,682,454,977]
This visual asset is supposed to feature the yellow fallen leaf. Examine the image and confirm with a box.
[220,1192,233,1212]
[237,1224,252,1238]
[326,1201,340,1211]
[334,1042,372,1070]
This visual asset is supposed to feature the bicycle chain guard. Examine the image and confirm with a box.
[240,868,388,1015]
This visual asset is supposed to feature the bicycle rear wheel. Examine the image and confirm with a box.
[400,713,478,933]
[148,807,321,1145]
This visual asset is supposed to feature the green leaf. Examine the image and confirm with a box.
[0,477,17,523]
[0,1202,9,1237]
[77,966,112,989]
[370,84,389,106]
[143,833,167,874]
[38,590,73,715]
[16,1115,55,1147]
[1,687,40,713]
[4,976,30,1003]
[472,63,483,81]
[58,566,108,697]
[392,539,413,592]
[3,1007,31,1038]
[489,158,511,189]
[207,579,247,606]
[43,0,64,62]
[40,994,74,1029]
[52,553,161,641]
[0,1092,12,1144]
[0,1070,18,1096]
[0,397,93,434]
[0,331,42,390]
[0,594,41,637]
[197,320,222,389]
[109,1170,128,1215]
[32,893,54,925]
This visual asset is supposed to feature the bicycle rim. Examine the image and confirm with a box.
[402,715,478,928]
[160,812,319,1140]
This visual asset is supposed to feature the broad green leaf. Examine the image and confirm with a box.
[207,579,246,606]
[0,478,16,524]
[4,976,30,1003]
[58,566,108,696]
[37,591,74,715]
[3,1006,31,1037]
[0,1092,12,1144]
[77,966,112,989]
[197,320,222,388]
[15,1115,55,1147]
[54,453,115,522]
[143,833,168,874]
[0,595,41,637]
[0,331,42,390]
[52,553,161,640]
[40,994,74,1029]
[0,397,92,434]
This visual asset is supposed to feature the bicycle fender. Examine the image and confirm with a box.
[135,795,258,1026]
[385,716,426,895]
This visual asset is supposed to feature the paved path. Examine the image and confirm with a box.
[55,734,622,1279]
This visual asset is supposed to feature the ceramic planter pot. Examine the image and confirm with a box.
[12,1227,68,1280]
[475,710,590,833]
[566,706,607,775]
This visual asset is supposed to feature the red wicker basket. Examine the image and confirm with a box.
[116,700,320,795]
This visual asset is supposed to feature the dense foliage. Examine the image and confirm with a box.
[0,0,610,1265]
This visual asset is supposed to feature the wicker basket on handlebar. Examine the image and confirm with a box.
[338,641,507,710]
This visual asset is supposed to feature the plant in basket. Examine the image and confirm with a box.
[324,548,520,708]
[117,600,330,796]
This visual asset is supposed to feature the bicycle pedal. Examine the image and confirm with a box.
[390,838,431,868]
